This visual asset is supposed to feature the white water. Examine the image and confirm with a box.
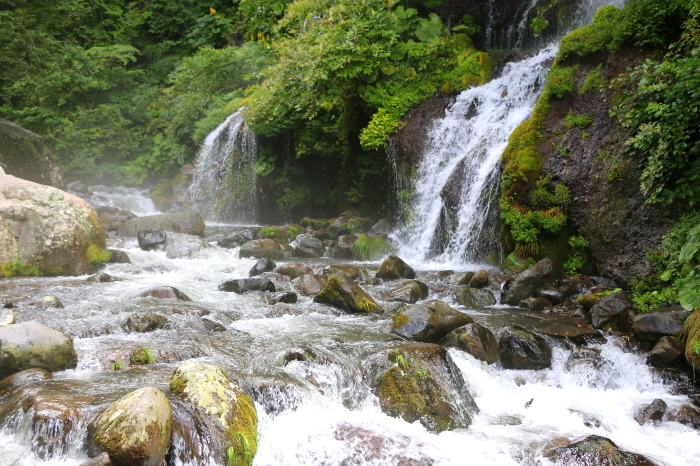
[80,186,160,216]
[187,109,258,224]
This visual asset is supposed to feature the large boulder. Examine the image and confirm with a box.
[647,336,684,368]
[543,435,658,466]
[376,255,416,280]
[469,270,489,288]
[0,368,52,396]
[498,326,552,370]
[239,239,284,260]
[116,210,205,236]
[441,323,499,364]
[632,305,691,342]
[0,118,63,188]
[313,275,382,313]
[364,343,478,433]
[0,322,77,379]
[634,399,667,426]
[137,229,166,251]
[292,234,325,258]
[330,234,357,259]
[274,262,313,279]
[89,387,172,466]
[170,360,258,466]
[389,280,429,304]
[292,273,328,296]
[249,258,276,277]
[219,278,275,294]
[0,175,106,275]
[391,300,473,343]
[454,287,496,307]
[502,259,563,305]
[668,404,700,429]
[590,291,635,330]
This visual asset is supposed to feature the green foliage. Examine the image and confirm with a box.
[580,64,607,94]
[351,234,390,260]
[632,287,679,312]
[530,16,550,37]
[563,235,590,275]
[130,347,156,365]
[563,110,592,131]
[86,244,111,266]
[111,361,124,371]
[187,9,234,48]
[0,260,42,277]
[530,175,572,208]
[548,66,578,98]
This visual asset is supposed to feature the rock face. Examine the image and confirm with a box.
[219,278,275,294]
[498,326,552,370]
[590,291,634,329]
[239,239,284,260]
[0,175,106,275]
[365,343,478,433]
[389,280,429,304]
[89,387,172,466]
[632,305,691,342]
[117,211,205,236]
[313,275,382,313]
[543,435,659,466]
[170,360,258,466]
[0,118,64,188]
[455,287,496,307]
[503,259,563,306]
[441,323,499,364]
[376,255,416,280]
[0,322,77,379]
[391,300,473,343]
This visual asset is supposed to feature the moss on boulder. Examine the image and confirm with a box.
[313,274,383,313]
[0,321,77,379]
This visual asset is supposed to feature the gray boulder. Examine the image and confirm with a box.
[79,453,111,466]
[454,287,496,307]
[390,280,429,304]
[164,232,212,259]
[37,295,64,308]
[0,118,64,187]
[391,300,473,343]
[137,229,166,251]
[314,275,382,313]
[292,234,325,258]
[634,399,667,425]
[219,278,275,293]
[668,404,700,429]
[239,239,284,260]
[124,313,168,333]
[441,323,499,364]
[117,210,205,236]
[139,286,191,301]
[376,255,415,280]
[249,257,276,277]
[518,297,552,311]
[106,249,131,263]
[632,305,691,342]
[0,322,77,379]
[292,274,328,296]
[274,262,313,279]
[647,336,684,367]
[448,272,475,286]
[590,291,634,329]
[498,326,552,370]
[0,367,52,396]
[503,259,563,305]
[535,286,564,305]
[469,270,489,288]
[330,234,358,259]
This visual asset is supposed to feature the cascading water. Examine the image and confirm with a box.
[187,109,258,224]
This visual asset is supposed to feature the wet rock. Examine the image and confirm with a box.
[441,323,499,364]
[266,292,298,304]
[543,435,658,466]
[632,305,691,342]
[454,286,496,307]
[129,347,156,365]
[376,255,416,280]
[274,262,313,279]
[98,209,136,232]
[590,291,634,329]
[498,326,552,370]
[283,346,319,364]
[87,272,117,282]
[249,257,276,277]
[647,336,684,368]
[245,378,304,417]
[292,234,325,258]
[535,286,564,305]
[219,277,275,294]
[170,360,258,466]
[390,280,429,304]
[167,398,228,466]
[140,286,192,301]
[89,387,172,466]
[137,229,167,251]
[314,275,382,313]
[364,342,478,433]
[370,219,393,235]
[448,272,475,286]
[124,313,168,333]
[107,249,131,263]
[186,318,226,333]
[321,264,361,280]
[239,238,284,260]
[292,273,328,296]
[566,347,602,372]
[469,270,489,288]
[80,452,111,466]
[634,399,667,425]
[536,322,604,345]
[519,297,553,311]
[330,234,358,259]
[164,232,212,259]
[262,307,303,318]
[0,119,64,187]
[218,229,256,248]
[331,422,435,465]
[0,368,52,396]
[37,295,64,308]
[668,404,700,429]
[502,258,563,305]
[0,306,15,327]
[617,308,639,333]
[391,300,472,343]
[327,217,351,238]
[118,210,205,236]
[0,321,77,379]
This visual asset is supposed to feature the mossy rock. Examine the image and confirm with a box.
[313,274,382,313]
[391,300,472,343]
[442,323,499,364]
[498,326,552,370]
[543,434,658,466]
[170,360,258,466]
[0,322,77,379]
[365,342,478,433]
[389,280,429,304]
[376,255,415,280]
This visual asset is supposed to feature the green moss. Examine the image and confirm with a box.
[285,224,304,241]
[112,361,124,371]
[130,347,156,365]
[392,312,409,328]
[86,244,111,266]
[260,226,281,241]
[580,64,607,94]
[563,109,592,131]
[351,234,389,260]
[0,259,42,277]
[555,5,623,66]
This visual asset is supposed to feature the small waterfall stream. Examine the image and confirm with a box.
[187,109,258,224]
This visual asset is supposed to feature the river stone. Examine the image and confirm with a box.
[543,435,659,466]
[327,217,350,238]
[0,176,105,275]
[668,404,700,429]
[0,118,64,188]
[107,249,131,264]
[370,218,392,235]
[117,210,205,236]
[647,336,684,367]
[329,234,357,259]
[632,305,691,342]
[391,300,473,343]
[0,322,77,379]
[376,255,415,280]
[164,232,212,259]
[441,323,499,364]
[389,280,429,304]
[321,264,361,280]
[170,360,258,466]
[313,274,382,313]
[218,229,256,248]
[590,291,634,329]
[266,291,298,304]
[124,313,168,333]
[448,272,475,286]
[219,277,275,294]
[293,273,328,296]
[239,239,284,259]
[454,287,496,307]
[79,452,111,466]
[364,342,478,433]
[498,326,552,370]
[503,258,563,305]
[37,295,64,308]
[249,257,276,277]
[535,286,564,305]
[469,270,489,288]
[140,286,192,301]
[519,297,553,311]
[137,229,166,251]
[634,399,667,425]
[0,306,13,327]
[274,262,313,279]
[292,234,325,258]
[89,387,172,466]
[0,367,52,396]
[87,272,116,283]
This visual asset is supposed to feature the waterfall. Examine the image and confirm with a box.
[187,109,258,224]
[396,0,627,268]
